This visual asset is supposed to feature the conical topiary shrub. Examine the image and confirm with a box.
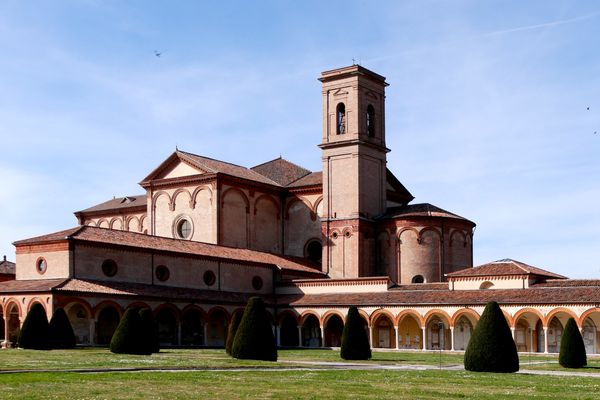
[340,306,371,360]
[18,303,50,350]
[231,297,277,361]
[559,318,587,368]
[49,308,76,349]
[464,301,519,372]
[226,311,243,355]
[110,308,150,355]
[139,308,160,354]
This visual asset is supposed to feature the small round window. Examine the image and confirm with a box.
[252,276,263,291]
[411,275,424,284]
[155,265,170,282]
[176,218,192,239]
[36,258,47,274]
[102,259,118,277]
[203,270,216,286]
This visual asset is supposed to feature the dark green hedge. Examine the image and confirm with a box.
[340,306,371,360]
[226,311,242,355]
[464,301,519,372]
[110,308,151,355]
[231,297,277,361]
[49,308,76,349]
[559,318,587,368]
[18,303,50,350]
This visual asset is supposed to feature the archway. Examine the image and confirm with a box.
[324,314,344,347]
[513,309,544,353]
[6,303,20,344]
[0,305,4,342]
[280,313,299,347]
[453,316,474,351]
[66,303,92,345]
[372,314,395,349]
[156,308,179,346]
[582,318,598,355]
[96,306,120,345]
[301,314,321,347]
[181,308,204,346]
[426,314,451,350]
[546,317,564,353]
[206,309,228,347]
[398,314,422,349]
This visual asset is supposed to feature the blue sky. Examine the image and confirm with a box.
[0,1,598,278]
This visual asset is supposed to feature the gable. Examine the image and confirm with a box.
[162,160,206,179]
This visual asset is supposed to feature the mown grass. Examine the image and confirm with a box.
[1,348,600,399]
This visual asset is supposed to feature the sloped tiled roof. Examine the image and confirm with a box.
[13,226,324,276]
[0,257,16,275]
[76,195,147,214]
[446,259,567,280]
[251,157,312,186]
[278,283,600,307]
[382,203,474,223]
[0,278,67,292]
[286,171,323,188]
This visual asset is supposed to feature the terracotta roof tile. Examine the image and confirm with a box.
[286,171,323,188]
[14,226,324,276]
[56,279,273,304]
[279,284,600,307]
[251,157,312,187]
[0,258,15,275]
[76,195,147,214]
[0,278,67,293]
[382,203,473,223]
[447,259,567,279]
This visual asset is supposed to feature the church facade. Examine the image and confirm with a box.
[1,65,599,355]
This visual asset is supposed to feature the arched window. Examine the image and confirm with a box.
[411,275,425,284]
[479,281,494,289]
[305,240,322,265]
[366,104,375,137]
[336,103,346,134]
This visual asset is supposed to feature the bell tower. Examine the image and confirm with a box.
[318,65,389,278]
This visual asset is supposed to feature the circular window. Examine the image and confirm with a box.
[344,230,351,238]
[252,276,263,291]
[176,219,192,239]
[102,259,118,277]
[155,265,170,282]
[203,270,216,286]
[36,258,47,274]
[411,275,425,284]
[331,231,338,239]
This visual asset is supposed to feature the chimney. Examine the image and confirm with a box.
[2,255,5,262]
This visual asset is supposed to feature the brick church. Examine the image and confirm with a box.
[1,65,599,355]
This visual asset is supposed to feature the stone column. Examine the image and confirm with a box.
[369,326,374,348]
[511,327,516,340]
[422,327,427,351]
[394,326,399,350]
[320,326,325,347]
[450,327,455,351]
[543,327,549,354]
[297,326,303,347]
[203,324,209,346]
[89,320,95,346]
[2,316,9,348]
[177,323,182,346]
[276,326,281,347]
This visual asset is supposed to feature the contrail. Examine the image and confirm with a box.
[485,12,600,36]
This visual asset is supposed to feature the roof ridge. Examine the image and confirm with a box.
[177,150,249,171]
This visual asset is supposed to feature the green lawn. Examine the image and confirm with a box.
[1,349,599,399]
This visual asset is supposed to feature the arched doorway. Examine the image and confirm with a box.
[301,314,321,347]
[156,308,179,346]
[426,316,450,350]
[66,303,92,345]
[0,305,4,342]
[96,306,120,345]
[453,316,474,351]
[181,308,204,346]
[324,314,344,347]
[582,318,598,355]
[398,314,422,349]
[279,314,299,347]
[372,314,395,349]
[206,309,228,347]
[514,311,543,353]
[546,317,563,353]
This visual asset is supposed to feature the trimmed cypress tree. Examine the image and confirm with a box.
[18,303,50,350]
[110,308,151,355]
[139,308,160,354]
[559,318,587,368]
[231,297,277,361]
[340,306,371,360]
[464,301,519,372]
[225,311,242,355]
[49,308,76,349]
